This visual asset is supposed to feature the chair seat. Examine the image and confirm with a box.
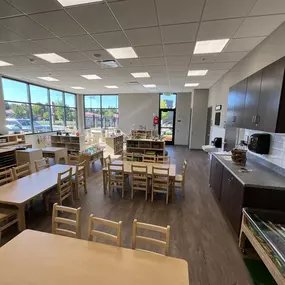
[175,174,183,182]
[0,206,18,222]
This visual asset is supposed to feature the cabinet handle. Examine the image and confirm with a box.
[251,116,255,123]
[256,115,260,125]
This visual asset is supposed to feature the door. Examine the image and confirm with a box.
[243,70,262,129]
[159,109,176,145]
[205,107,212,145]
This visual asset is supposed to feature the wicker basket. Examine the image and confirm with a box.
[231,148,247,165]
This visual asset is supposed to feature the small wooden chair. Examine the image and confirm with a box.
[151,167,170,204]
[103,155,112,168]
[123,152,134,161]
[88,215,122,246]
[12,163,31,180]
[175,160,187,197]
[132,219,170,256]
[52,203,81,239]
[35,158,50,172]
[108,163,125,198]
[0,169,14,186]
[68,154,81,165]
[156,156,171,164]
[142,154,156,163]
[131,165,148,200]
[73,160,87,199]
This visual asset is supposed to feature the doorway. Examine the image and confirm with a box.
[205,107,212,145]
[159,109,176,145]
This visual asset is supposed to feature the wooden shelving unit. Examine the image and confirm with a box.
[126,139,165,160]
[51,135,85,154]
[0,134,26,148]
[105,135,123,155]
[131,130,152,139]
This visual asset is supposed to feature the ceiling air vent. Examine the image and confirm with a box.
[96,60,121,68]
[125,81,140,86]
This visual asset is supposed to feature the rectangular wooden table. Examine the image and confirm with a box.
[42,147,68,164]
[0,230,189,285]
[0,164,76,231]
[103,160,176,200]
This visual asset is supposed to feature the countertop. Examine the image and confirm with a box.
[213,153,285,190]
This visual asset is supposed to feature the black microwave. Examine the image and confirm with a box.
[248,133,270,154]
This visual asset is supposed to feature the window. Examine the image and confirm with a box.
[84,95,118,129]
[2,78,77,134]
[160,93,176,109]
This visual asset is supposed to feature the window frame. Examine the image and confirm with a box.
[2,77,78,135]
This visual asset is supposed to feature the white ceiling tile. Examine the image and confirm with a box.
[166,56,190,66]
[202,0,257,20]
[117,58,142,67]
[6,0,62,13]
[146,65,167,73]
[0,1,23,18]
[135,45,164,58]
[0,26,24,42]
[92,31,130,49]
[82,49,114,60]
[167,65,188,72]
[31,10,85,37]
[0,55,48,66]
[197,18,244,41]
[212,62,237,70]
[140,57,165,66]
[62,35,101,51]
[42,61,101,71]
[0,16,53,40]
[164,43,195,56]
[161,23,199,44]
[156,0,204,25]
[215,51,248,62]
[125,27,161,47]
[224,37,265,52]
[206,70,228,77]
[10,41,48,54]
[234,15,285,38]
[32,38,76,52]
[189,63,214,70]
[57,52,89,62]
[249,0,285,16]
[67,2,120,33]
[109,0,158,29]
[191,54,218,63]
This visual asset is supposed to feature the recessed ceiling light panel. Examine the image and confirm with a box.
[71,86,85,90]
[81,74,102,80]
[105,85,119,89]
[143,84,156,88]
[185,83,199,87]
[106,47,138,59]
[38,77,59,82]
[0,60,13,67]
[34,53,69,63]
[131,72,150,78]
[56,0,103,7]
[194,39,229,54]
[188,70,208,76]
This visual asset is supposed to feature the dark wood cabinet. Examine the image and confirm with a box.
[234,79,247,127]
[226,87,236,128]
[209,156,223,200]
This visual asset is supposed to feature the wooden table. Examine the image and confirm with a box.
[42,147,68,164]
[79,149,103,176]
[0,165,76,231]
[103,160,176,200]
[0,230,189,285]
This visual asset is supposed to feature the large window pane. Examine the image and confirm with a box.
[84,96,100,108]
[32,104,51,133]
[85,108,101,128]
[160,93,176,109]
[102,108,119,128]
[5,102,31,133]
[65,93,76,108]
[51,106,65,131]
[50,89,63,106]
[101,95,118,108]
[66,107,77,128]
[2,78,28,102]
[30,85,48,104]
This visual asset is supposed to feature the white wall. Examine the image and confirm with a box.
[189,89,209,149]
[208,21,285,143]
[175,93,191,145]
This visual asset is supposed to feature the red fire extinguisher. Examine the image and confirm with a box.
[153,115,159,125]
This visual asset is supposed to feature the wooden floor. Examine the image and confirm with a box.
[2,146,252,285]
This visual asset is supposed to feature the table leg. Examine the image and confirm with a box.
[18,204,26,231]
[103,170,107,194]
[100,154,104,167]
[171,178,175,202]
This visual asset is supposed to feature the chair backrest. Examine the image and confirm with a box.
[52,203,81,239]
[57,168,73,202]
[0,169,14,186]
[108,163,124,187]
[12,163,31,180]
[132,219,170,256]
[123,152,134,161]
[68,154,81,165]
[131,165,148,188]
[103,155,111,168]
[152,167,169,189]
[75,160,86,184]
[182,160,187,180]
[156,156,171,164]
[88,215,122,246]
[142,154,156,163]
[35,158,50,172]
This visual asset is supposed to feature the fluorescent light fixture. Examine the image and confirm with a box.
[143,84,156,88]
[185,83,199,87]
[34,53,69,63]
[106,47,138,59]
[81,74,102,80]
[105,85,119,89]
[0,60,13,67]
[38,77,59,82]
[188,70,208,76]
[56,0,103,7]
[131,72,150,78]
[194,39,229,54]
[71,86,85,90]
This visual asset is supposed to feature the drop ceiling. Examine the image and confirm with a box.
[0,0,284,94]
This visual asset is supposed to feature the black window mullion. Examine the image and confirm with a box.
[100,95,103,129]
[63,92,66,127]
[48,88,53,132]
[27,83,34,133]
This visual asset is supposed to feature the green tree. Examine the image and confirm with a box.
[160,100,170,120]
[11,104,29,118]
